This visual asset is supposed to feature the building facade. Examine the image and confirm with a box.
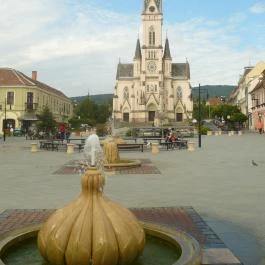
[0,68,73,134]
[113,0,193,127]
[229,61,265,130]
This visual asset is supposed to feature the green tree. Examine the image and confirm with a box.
[69,97,112,130]
[36,106,57,134]
[193,99,210,120]
[211,104,247,130]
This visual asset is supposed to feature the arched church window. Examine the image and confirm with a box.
[176,87,182,99]
[149,26,155,45]
[123,87,129,100]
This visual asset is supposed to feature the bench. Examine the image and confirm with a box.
[142,138,163,144]
[39,140,64,151]
[117,143,144,152]
[67,138,86,144]
[159,140,188,150]
[76,143,85,152]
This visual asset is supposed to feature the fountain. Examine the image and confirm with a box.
[0,132,201,265]
[102,136,141,169]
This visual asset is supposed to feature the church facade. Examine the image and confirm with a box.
[113,0,193,126]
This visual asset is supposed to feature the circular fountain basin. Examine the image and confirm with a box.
[0,222,201,265]
[104,159,142,169]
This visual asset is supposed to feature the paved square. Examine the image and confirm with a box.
[0,134,265,265]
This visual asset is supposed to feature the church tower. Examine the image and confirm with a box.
[113,0,193,127]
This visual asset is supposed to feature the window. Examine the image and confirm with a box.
[27,92,34,110]
[149,26,155,46]
[7,92,14,105]
[123,87,129,100]
[176,87,182,99]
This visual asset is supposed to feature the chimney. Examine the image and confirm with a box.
[32,71,37,80]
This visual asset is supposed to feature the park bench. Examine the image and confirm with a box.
[117,143,144,152]
[76,143,85,152]
[159,140,188,150]
[67,138,86,144]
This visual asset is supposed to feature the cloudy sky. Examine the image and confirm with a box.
[1,0,265,97]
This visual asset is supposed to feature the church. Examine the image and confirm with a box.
[113,0,193,127]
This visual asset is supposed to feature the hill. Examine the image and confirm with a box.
[192,85,236,99]
[71,85,236,104]
[71,94,113,104]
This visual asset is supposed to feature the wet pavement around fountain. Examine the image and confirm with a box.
[0,133,265,265]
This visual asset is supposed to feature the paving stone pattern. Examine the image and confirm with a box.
[0,207,243,265]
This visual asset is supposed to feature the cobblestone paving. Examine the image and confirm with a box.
[0,207,242,265]
[53,159,161,175]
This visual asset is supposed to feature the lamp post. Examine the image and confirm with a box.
[3,98,7,142]
[193,84,209,148]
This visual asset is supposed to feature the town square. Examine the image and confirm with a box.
[1,0,265,265]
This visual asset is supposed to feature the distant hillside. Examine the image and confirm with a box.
[71,85,236,104]
[192,85,236,99]
[71,94,113,104]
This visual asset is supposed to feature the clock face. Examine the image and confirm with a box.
[147,61,157,73]
[149,6,155,12]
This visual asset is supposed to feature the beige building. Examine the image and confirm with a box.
[0,68,73,134]
[229,61,265,129]
[113,0,193,127]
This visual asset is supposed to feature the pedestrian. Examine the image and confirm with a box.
[257,119,263,134]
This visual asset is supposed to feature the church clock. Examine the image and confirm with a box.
[147,61,157,73]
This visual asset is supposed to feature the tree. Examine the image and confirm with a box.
[69,97,112,130]
[36,106,57,134]
[211,104,247,130]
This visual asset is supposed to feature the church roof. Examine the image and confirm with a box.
[134,39,142,60]
[0,68,68,99]
[171,63,190,79]
[116,63,134,79]
[163,38,172,60]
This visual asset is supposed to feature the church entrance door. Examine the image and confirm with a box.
[148,111,156,122]
[123,113,129,122]
[176,113,183,122]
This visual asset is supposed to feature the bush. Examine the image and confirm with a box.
[200,126,211,135]
[126,129,132,136]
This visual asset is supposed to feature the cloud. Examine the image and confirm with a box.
[1,1,265,97]
[250,2,265,13]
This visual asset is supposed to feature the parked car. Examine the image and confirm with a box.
[13,128,23,136]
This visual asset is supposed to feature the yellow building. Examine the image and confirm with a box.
[0,68,73,134]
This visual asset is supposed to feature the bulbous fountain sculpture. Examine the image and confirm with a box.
[37,133,145,265]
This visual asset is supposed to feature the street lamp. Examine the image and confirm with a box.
[193,84,209,148]
[1,98,7,142]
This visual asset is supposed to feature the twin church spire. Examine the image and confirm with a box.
[134,37,171,61]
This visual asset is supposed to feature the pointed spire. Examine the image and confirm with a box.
[163,37,172,60]
[134,38,142,60]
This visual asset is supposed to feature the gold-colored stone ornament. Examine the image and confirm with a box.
[38,167,145,265]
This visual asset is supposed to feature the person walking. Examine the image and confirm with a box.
[257,119,263,134]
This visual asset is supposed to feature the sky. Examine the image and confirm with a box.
[1,0,265,97]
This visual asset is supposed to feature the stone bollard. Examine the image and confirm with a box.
[207,131,212,136]
[228,131,234,136]
[238,131,243,136]
[218,130,222,135]
[187,141,195,152]
[67,143,75,154]
[31,143,38,153]
[215,131,219,136]
[151,142,159,154]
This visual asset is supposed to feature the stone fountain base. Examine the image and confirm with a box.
[0,208,243,265]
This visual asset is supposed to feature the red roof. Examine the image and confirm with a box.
[0,68,68,99]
